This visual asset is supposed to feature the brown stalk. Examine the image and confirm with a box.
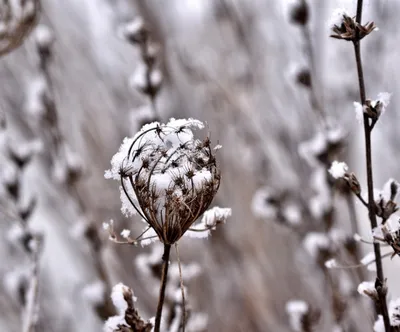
[352,0,391,330]
[154,243,171,332]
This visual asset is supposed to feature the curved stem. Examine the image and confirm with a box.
[353,1,391,330]
[154,243,171,332]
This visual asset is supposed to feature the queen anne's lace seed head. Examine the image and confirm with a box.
[105,118,221,245]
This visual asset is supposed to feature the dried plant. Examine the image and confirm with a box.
[252,1,370,330]
[24,24,117,320]
[119,17,162,128]
[0,0,40,56]
[327,1,400,331]
[104,116,228,331]
[0,116,42,332]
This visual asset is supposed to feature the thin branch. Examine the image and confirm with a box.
[175,243,186,332]
[353,1,391,330]
[355,192,369,208]
[154,243,171,332]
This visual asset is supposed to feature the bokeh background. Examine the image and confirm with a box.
[1,0,400,331]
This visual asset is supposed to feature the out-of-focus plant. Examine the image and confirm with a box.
[251,1,387,331]
[24,24,117,320]
[1,114,43,332]
[0,0,40,57]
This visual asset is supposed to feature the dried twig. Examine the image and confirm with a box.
[351,1,391,330]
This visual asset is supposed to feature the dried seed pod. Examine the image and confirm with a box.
[105,118,221,244]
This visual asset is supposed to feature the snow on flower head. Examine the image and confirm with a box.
[286,300,308,315]
[105,118,221,245]
[357,281,376,298]
[328,161,348,179]
[324,258,337,269]
[390,298,400,326]
[201,206,231,228]
[110,283,137,315]
[373,92,392,111]
[303,232,331,260]
[298,120,346,167]
[130,63,163,93]
[185,206,231,239]
[120,229,131,239]
[353,92,391,124]
[105,283,152,332]
[285,300,309,332]
[118,17,145,42]
[251,187,278,219]
[34,25,55,49]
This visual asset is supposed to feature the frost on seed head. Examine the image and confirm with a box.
[105,118,221,244]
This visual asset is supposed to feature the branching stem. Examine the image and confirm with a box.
[353,1,391,331]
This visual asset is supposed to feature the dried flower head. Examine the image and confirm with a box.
[370,179,400,220]
[34,24,55,58]
[105,283,152,332]
[357,280,378,300]
[285,300,321,332]
[330,9,377,41]
[105,118,221,245]
[118,17,149,45]
[373,218,400,257]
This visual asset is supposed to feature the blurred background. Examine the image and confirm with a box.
[1,0,400,331]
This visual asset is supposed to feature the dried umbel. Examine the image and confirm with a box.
[105,119,221,245]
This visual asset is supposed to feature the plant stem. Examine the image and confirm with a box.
[345,194,364,282]
[154,243,171,332]
[300,1,326,124]
[175,243,186,332]
[353,1,391,331]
